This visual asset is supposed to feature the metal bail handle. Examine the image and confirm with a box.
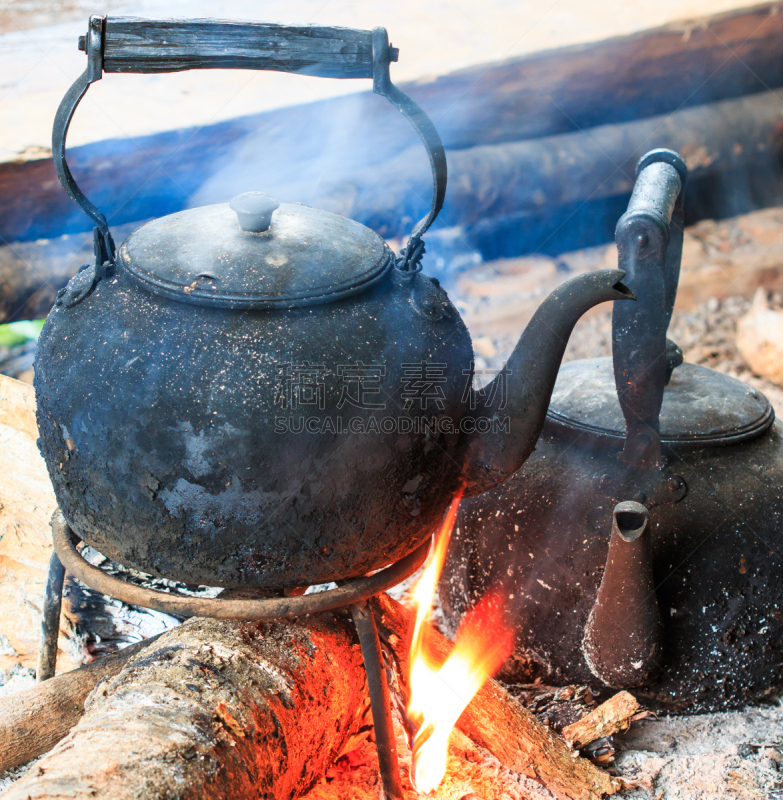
[52,16,447,280]
[612,149,687,467]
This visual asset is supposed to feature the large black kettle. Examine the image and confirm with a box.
[441,150,783,712]
[33,16,632,589]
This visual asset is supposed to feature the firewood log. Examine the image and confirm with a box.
[3,595,621,800]
[345,88,783,244]
[372,594,618,800]
[0,375,68,674]
[562,691,643,749]
[0,634,161,773]
[736,288,783,386]
[0,221,138,323]
[0,613,369,800]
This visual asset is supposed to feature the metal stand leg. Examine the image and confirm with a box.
[351,600,404,800]
[37,551,66,682]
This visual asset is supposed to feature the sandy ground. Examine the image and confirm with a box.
[0,0,766,162]
[617,708,783,800]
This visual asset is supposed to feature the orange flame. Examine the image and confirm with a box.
[406,490,514,793]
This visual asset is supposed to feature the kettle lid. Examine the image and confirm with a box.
[547,358,774,447]
[119,194,393,309]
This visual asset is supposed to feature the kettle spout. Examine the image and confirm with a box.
[460,268,634,495]
[582,501,663,688]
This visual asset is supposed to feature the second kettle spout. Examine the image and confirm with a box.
[582,501,663,688]
[460,269,634,496]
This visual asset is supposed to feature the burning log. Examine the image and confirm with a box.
[3,594,622,799]
[0,613,369,800]
[372,593,619,800]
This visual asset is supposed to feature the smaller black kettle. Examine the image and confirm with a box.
[441,149,783,713]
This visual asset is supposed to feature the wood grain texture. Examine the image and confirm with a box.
[562,691,642,749]
[332,87,783,245]
[0,635,160,773]
[103,19,374,78]
[0,614,369,800]
[0,375,68,674]
[413,0,783,149]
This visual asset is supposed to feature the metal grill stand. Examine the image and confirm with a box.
[39,513,427,800]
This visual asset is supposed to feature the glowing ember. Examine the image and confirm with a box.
[406,491,514,793]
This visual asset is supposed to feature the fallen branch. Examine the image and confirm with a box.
[562,691,644,750]
[0,613,368,800]
[372,593,618,800]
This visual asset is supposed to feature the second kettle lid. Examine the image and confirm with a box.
[119,196,394,309]
[547,358,774,447]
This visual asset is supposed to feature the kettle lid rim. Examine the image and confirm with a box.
[547,358,774,447]
[119,201,394,310]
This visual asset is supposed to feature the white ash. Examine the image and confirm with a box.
[0,757,42,794]
[615,705,783,799]
[0,665,35,699]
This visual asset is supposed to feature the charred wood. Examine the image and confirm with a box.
[4,85,783,324]
[507,683,598,733]
[2,85,783,327]
[562,691,644,750]
[0,221,138,323]
[347,88,783,252]
[101,20,374,77]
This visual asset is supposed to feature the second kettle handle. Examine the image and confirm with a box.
[52,16,446,275]
[612,149,687,467]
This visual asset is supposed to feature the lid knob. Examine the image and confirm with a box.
[230,192,280,233]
